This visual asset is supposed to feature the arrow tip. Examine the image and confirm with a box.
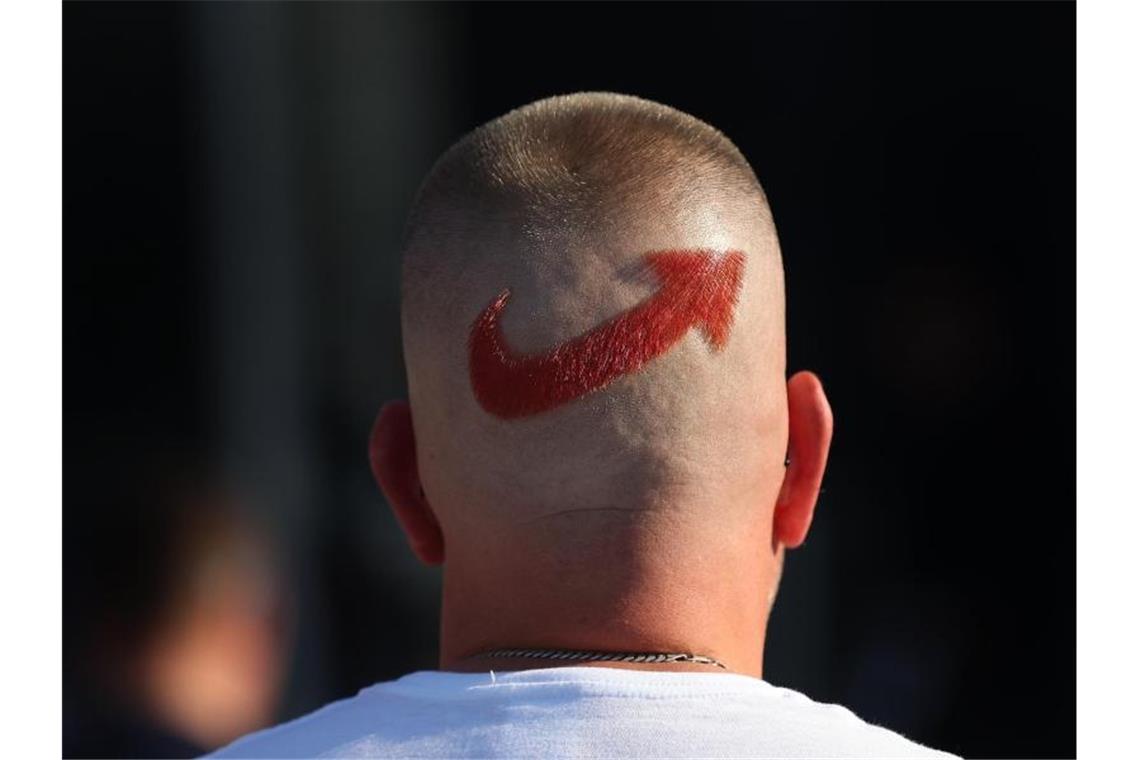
[647,249,745,349]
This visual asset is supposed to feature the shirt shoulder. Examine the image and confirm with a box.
[749,683,959,759]
[205,688,383,759]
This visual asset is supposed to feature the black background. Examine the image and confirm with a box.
[65,2,1074,757]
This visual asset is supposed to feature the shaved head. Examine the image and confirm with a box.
[401,93,788,544]
[372,92,833,674]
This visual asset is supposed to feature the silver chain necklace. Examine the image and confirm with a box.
[474,647,728,669]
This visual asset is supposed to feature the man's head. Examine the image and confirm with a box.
[369,94,831,667]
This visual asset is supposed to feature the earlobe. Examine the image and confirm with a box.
[368,400,445,565]
[774,371,833,549]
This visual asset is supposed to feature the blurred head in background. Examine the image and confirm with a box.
[371,93,832,676]
[65,439,292,757]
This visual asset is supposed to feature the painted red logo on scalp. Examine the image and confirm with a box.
[468,249,745,419]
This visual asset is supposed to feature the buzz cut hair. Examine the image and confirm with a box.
[401,92,771,294]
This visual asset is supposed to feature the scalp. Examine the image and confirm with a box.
[399,93,788,537]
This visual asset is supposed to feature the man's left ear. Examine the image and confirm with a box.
[368,400,444,565]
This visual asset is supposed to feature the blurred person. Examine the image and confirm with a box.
[64,445,291,758]
[211,93,956,758]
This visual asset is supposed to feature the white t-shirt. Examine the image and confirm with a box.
[209,667,958,759]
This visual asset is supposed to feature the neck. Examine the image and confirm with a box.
[438,511,777,677]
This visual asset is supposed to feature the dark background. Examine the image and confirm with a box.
[64,2,1075,758]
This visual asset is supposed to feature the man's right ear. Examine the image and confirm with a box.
[773,371,833,550]
[368,400,444,566]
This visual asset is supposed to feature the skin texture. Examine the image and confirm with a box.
[369,93,833,678]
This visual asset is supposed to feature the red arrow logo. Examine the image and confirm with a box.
[469,249,745,419]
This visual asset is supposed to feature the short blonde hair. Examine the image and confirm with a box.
[403,92,770,300]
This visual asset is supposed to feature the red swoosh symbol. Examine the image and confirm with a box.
[469,249,745,419]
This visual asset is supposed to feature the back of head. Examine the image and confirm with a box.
[401,93,788,550]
